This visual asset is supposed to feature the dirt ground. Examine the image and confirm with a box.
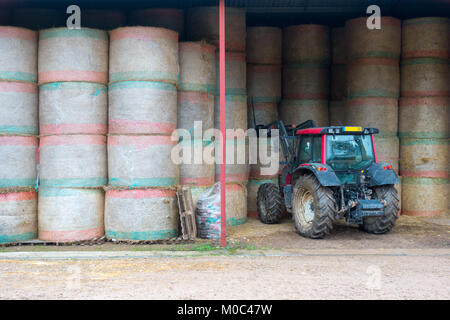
[0,214,449,299]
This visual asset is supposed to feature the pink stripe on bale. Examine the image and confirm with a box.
[38,71,108,85]
[0,136,37,146]
[401,171,449,179]
[110,27,178,43]
[39,227,104,242]
[180,177,215,186]
[108,135,176,148]
[108,119,176,135]
[0,191,37,202]
[40,123,107,135]
[40,135,106,146]
[178,91,211,104]
[180,42,215,55]
[0,82,37,93]
[0,27,37,41]
[107,189,176,199]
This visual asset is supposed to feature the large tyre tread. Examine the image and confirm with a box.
[293,174,337,239]
[361,185,399,234]
[257,183,283,224]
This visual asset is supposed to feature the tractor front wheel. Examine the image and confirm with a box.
[292,174,337,239]
[361,185,399,234]
[257,183,284,224]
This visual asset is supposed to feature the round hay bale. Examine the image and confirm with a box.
[39,135,107,188]
[225,183,247,226]
[331,27,347,64]
[399,97,449,139]
[279,99,329,127]
[109,81,177,135]
[347,58,400,99]
[0,82,38,135]
[12,8,65,30]
[247,26,282,64]
[178,91,214,132]
[328,100,346,126]
[179,41,216,93]
[214,94,247,131]
[247,178,277,217]
[330,64,347,100]
[247,64,281,103]
[374,135,399,173]
[402,17,449,59]
[283,24,330,64]
[400,138,449,178]
[82,10,126,30]
[345,17,401,60]
[105,188,178,240]
[108,135,178,187]
[247,101,278,128]
[128,8,184,39]
[179,139,215,186]
[401,58,449,97]
[282,62,329,99]
[401,177,449,216]
[216,51,246,95]
[109,27,178,85]
[0,136,37,189]
[345,97,398,137]
[186,6,246,52]
[38,28,108,85]
[38,188,104,242]
[0,191,37,243]
[39,82,107,135]
[0,26,37,83]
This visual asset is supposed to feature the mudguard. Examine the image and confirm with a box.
[365,162,400,187]
[294,163,342,187]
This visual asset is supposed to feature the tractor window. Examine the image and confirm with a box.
[298,136,322,164]
[326,135,375,171]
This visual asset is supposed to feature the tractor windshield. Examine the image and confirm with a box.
[326,135,375,171]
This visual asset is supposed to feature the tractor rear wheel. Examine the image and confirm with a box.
[361,185,399,234]
[257,183,283,224]
[292,174,337,239]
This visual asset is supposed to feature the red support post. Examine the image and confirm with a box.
[219,0,227,247]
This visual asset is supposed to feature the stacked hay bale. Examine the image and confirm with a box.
[0,26,38,243]
[246,26,282,217]
[128,8,184,39]
[106,27,180,240]
[345,17,401,173]
[187,6,248,226]
[329,27,347,125]
[177,41,216,208]
[37,28,108,242]
[281,24,330,126]
[400,17,449,216]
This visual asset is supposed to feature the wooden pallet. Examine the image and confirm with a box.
[176,186,197,240]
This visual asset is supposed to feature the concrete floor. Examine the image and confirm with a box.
[0,214,449,299]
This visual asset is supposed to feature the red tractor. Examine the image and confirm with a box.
[256,120,400,239]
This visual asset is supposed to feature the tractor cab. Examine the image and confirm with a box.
[294,126,380,185]
[256,120,400,239]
